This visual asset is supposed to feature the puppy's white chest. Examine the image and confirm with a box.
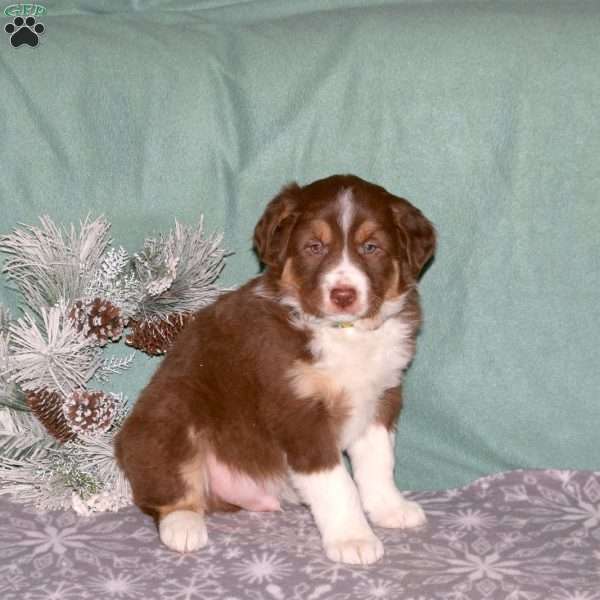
[309,318,414,448]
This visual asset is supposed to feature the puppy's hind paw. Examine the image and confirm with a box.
[159,510,208,553]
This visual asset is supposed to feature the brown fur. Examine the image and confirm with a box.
[114,174,435,523]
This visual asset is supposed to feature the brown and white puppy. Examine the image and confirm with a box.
[115,174,436,565]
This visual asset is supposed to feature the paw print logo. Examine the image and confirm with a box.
[5,16,45,48]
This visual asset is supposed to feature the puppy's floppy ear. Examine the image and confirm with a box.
[388,195,436,280]
[253,183,301,268]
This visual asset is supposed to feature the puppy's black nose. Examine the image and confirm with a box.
[330,287,357,309]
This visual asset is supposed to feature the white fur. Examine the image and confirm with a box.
[349,425,427,529]
[159,511,208,553]
[252,279,271,300]
[361,294,411,327]
[306,302,415,449]
[338,188,355,235]
[291,464,383,564]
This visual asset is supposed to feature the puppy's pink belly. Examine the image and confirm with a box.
[206,454,280,512]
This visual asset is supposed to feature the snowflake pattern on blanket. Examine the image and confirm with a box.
[0,470,598,600]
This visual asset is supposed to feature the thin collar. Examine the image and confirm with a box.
[332,321,354,329]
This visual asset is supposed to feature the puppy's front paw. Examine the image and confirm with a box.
[369,499,427,529]
[159,510,208,553]
[324,534,384,565]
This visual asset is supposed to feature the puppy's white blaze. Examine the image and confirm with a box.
[320,189,369,320]
[337,188,355,235]
[159,510,208,553]
[349,425,427,529]
[291,464,383,564]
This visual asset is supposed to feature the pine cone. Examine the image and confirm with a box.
[126,314,192,356]
[69,298,124,346]
[26,389,76,443]
[63,389,117,435]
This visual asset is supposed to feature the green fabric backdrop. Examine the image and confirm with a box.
[1,0,598,490]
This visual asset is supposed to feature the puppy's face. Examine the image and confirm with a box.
[254,175,435,323]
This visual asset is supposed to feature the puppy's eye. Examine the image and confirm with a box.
[360,242,379,255]
[305,241,326,256]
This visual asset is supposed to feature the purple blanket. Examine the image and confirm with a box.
[1,469,598,599]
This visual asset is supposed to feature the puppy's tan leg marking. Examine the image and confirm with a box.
[157,431,209,553]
